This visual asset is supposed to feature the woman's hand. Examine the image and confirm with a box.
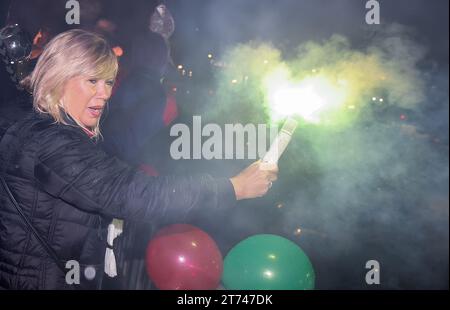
[229,160,279,200]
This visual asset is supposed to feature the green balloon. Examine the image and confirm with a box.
[222,234,315,290]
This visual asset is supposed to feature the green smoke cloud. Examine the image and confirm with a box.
[207,24,426,128]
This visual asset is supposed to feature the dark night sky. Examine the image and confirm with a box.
[166,0,448,66]
[1,0,448,64]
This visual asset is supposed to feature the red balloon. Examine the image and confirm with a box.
[146,224,223,290]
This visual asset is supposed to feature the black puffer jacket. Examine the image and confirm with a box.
[0,111,235,289]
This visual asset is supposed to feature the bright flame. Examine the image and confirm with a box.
[269,76,348,123]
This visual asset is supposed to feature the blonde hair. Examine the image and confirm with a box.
[22,29,118,138]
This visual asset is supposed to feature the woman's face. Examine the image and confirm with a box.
[62,76,114,129]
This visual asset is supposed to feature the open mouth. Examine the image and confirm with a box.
[87,107,103,118]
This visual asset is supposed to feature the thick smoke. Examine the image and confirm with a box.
[167,0,448,289]
[208,24,429,126]
[192,26,448,289]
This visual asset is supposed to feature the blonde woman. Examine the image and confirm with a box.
[0,29,278,289]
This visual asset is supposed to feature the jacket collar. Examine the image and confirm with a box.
[38,111,95,138]
[63,113,95,138]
